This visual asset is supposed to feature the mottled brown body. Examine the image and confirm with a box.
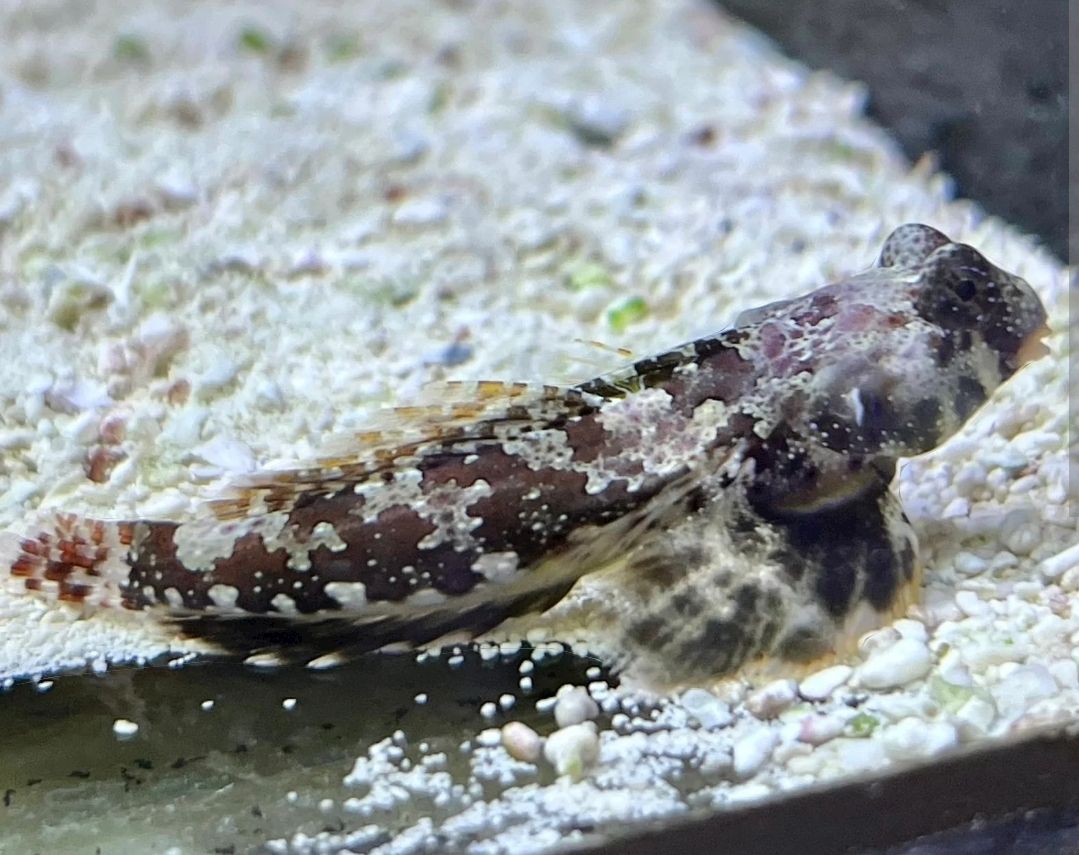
[5,225,1049,679]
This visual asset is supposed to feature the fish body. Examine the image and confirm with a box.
[4,225,1049,680]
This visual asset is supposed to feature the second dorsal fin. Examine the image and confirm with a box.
[207,380,606,520]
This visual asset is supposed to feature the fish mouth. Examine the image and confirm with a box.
[1016,321,1052,366]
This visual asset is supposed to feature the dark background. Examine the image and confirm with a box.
[717,0,1068,263]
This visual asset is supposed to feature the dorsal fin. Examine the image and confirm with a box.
[575,342,698,399]
[207,380,606,520]
[575,339,634,360]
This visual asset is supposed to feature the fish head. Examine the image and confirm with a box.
[764,225,1050,464]
[902,229,1050,377]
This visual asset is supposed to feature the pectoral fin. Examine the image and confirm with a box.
[607,474,919,686]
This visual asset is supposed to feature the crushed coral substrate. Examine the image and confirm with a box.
[0,0,1073,853]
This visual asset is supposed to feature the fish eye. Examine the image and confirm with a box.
[954,279,977,301]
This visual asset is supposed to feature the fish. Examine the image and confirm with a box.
[2,224,1050,682]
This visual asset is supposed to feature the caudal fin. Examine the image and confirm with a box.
[2,514,137,609]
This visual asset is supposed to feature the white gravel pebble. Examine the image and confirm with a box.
[870,693,936,723]
[955,590,990,617]
[1011,430,1061,456]
[796,714,846,746]
[1000,511,1039,553]
[952,461,987,497]
[893,619,929,643]
[1049,659,1079,690]
[882,718,958,761]
[960,639,1027,670]
[745,679,798,719]
[679,687,734,729]
[553,687,599,728]
[857,638,933,689]
[799,665,853,701]
[991,664,1058,723]
[953,696,998,740]
[954,551,990,576]
[1040,543,1079,580]
[983,448,1029,472]
[136,491,192,519]
[543,723,600,779]
[392,197,449,227]
[941,497,971,518]
[501,722,543,764]
[732,728,780,779]
[831,738,889,774]
[193,358,240,400]
[534,697,558,715]
[1030,614,1069,647]
[112,718,139,738]
[858,626,901,658]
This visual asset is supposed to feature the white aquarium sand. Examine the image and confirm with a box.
[0,0,1074,852]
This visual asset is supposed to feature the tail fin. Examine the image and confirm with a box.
[2,514,137,609]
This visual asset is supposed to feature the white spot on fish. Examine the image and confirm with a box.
[471,551,520,583]
[164,587,184,608]
[324,581,368,609]
[312,520,348,553]
[207,584,241,610]
[271,592,299,614]
[415,479,493,551]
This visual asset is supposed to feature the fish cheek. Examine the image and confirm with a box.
[873,394,943,454]
[807,371,946,458]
